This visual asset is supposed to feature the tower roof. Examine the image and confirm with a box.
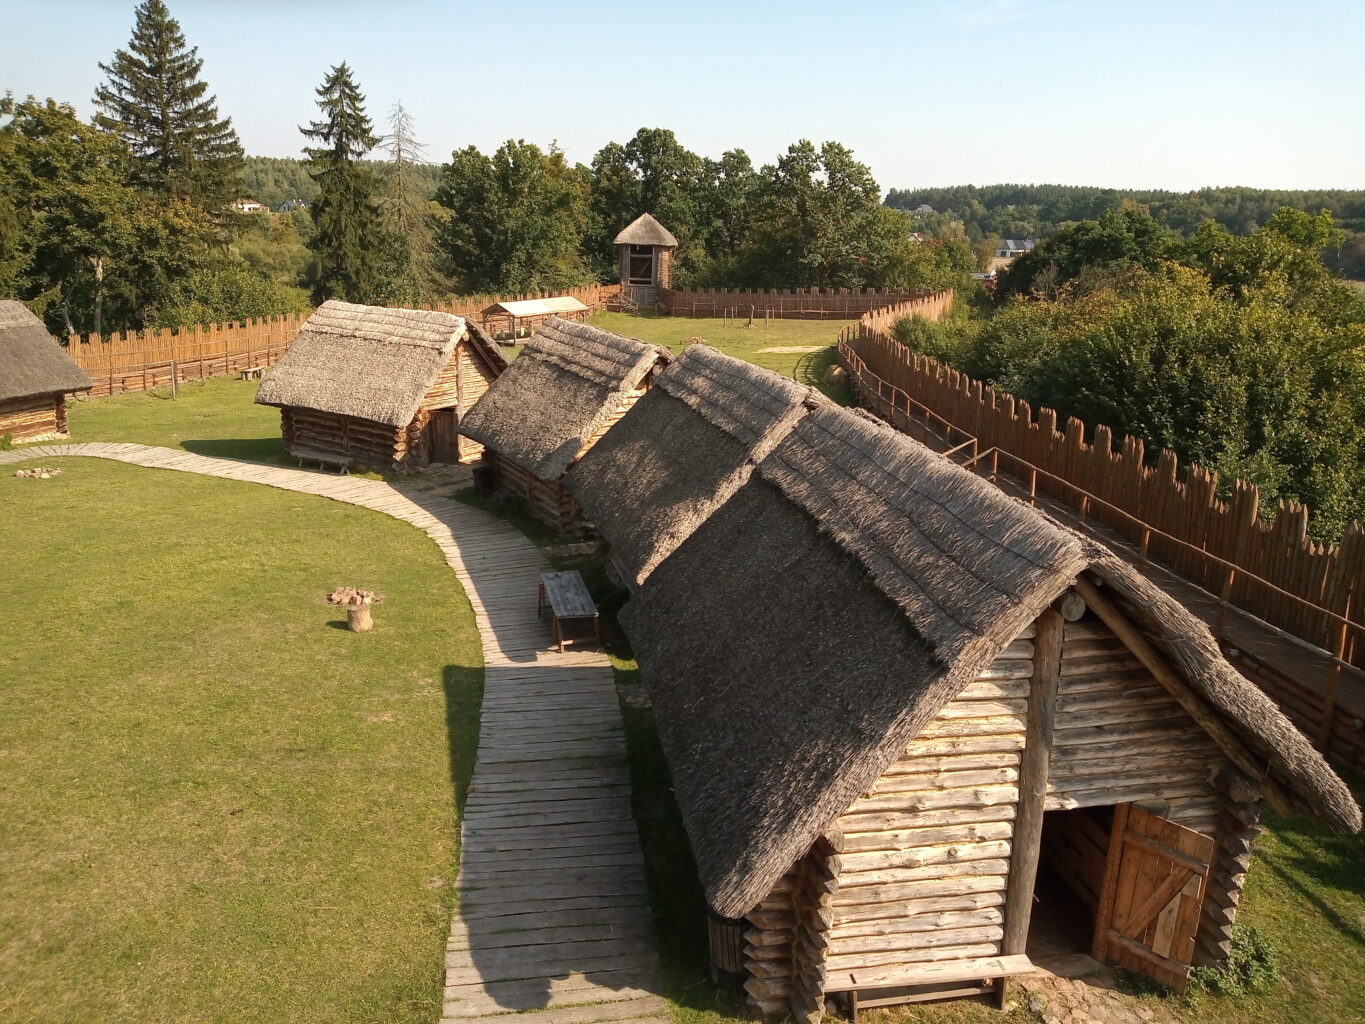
[613,213,678,248]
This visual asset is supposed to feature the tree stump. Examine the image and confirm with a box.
[326,586,380,632]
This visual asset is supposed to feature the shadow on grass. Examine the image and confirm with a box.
[442,662,484,820]
[182,437,289,463]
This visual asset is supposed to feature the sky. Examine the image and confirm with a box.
[2,0,1363,193]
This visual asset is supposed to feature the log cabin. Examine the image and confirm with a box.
[565,343,824,588]
[459,316,671,533]
[0,300,93,442]
[620,403,1360,1018]
[255,300,506,472]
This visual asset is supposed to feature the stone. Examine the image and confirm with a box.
[822,363,848,386]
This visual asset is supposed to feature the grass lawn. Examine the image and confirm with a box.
[0,458,482,1024]
[55,374,287,463]
[586,311,854,404]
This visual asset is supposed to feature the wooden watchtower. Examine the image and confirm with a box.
[614,213,678,309]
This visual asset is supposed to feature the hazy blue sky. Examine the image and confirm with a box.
[3,0,1362,192]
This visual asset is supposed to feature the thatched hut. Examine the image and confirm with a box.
[0,300,93,442]
[255,300,506,472]
[621,404,1360,1016]
[565,343,823,587]
[615,213,678,308]
[459,316,671,532]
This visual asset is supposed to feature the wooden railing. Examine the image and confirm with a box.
[838,325,1365,772]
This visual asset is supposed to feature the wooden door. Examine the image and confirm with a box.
[1092,804,1213,993]
[426,408,461,464]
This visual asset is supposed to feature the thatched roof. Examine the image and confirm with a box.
[459,317,670,481]
[565,344,819,586]
[621,404,1361,918]
[483,297,589,318]
[0,301,92,403]
[614,213,678,248]
[255,301,488,427]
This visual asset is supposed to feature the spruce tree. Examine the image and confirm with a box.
[300,63,383,304]
[379,102,442,304]
[94,0,243,210]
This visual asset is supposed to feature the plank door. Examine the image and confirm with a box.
[1092,804,1213,993]
[426,408,461,464]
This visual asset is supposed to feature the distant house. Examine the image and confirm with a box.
[565,344,823,587]
[907,231,925,243]
[0,300,93,442]
[459,317,671,533]
[278,199,308,213]
[230,198,269,214]
[912,203,935,214]
[995,238,1036,259]
[255,300,506,471]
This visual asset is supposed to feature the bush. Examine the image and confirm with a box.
[1189,924,1280,997]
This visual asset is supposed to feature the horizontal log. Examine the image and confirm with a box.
[831,908,1003,941]
[833,879,1007,919]
[840,820,1014,855]
[826,933,1004,971]
[837,861,1011,898]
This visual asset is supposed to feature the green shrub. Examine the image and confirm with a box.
[0,433,13,451]
[1190,924,1281,998]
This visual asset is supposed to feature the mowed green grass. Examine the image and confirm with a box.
[57,374,287,463]
[587,312,854,404]
[0,458,482,1024]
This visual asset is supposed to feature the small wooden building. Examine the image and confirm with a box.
[481,296,590,341]
[0,300,93,442]
[621,404,1360,1017]
[255,300,506,472]
[459,316,671,533]
[615,213,677,309]
[565,343,822,588]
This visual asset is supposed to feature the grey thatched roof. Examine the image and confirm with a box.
[255,301,476,427]
[0,300,92,403]
[621,404,1361,918]
[459,317,670,481]
[565,343,819,585]
[614,213,678,248]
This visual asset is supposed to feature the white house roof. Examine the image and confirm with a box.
[484,297,590,318]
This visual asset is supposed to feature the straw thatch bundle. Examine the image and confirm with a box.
[622,404,1360,918]
[566,343,821,585]
[459,317,670,481]
[0,301,92,402]
[613,213,678,248]
[255,301,485,427]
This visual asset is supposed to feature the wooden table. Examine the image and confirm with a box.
[537,570,600,652]
[239,365,263,380]
[290,446,353,475]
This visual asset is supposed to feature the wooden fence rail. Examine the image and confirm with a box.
[839,292,1365,663]
[63,284,624,398]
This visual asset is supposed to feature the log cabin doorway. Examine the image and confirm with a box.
[426,407,461,465]
[1029,804,1214,993]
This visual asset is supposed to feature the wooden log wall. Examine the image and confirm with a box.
[844,301,1365,670]
[282,407,406,472]
[744,841,840,1022]
[1049,616,1227,836]
[659,287,953,321]
[0,395,63,441]
[1194,780,1261,968]
[491,452,582,534]
[454,346,498,462]
[821,626,1035,993]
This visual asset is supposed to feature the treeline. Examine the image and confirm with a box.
[896,206,1365,539]
[241,155,440,211]
[886,183,1365,278]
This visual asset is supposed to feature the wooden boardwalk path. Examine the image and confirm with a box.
[1,443,668,1024]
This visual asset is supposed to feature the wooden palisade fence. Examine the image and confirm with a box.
[64,285,623,398]
[840,293,1365,770]
[659,286,955,320]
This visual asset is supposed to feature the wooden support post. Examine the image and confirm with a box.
[1213,568,1236,641]
[1072,575,1297,817]
[1316,598,1351,751]
[1002,608,1063,961]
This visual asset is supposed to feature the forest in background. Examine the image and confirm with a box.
[886,183,1365,278]
[895,206,1365,539]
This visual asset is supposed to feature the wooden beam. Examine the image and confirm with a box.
[1002,609,1063,958]
[1071,575,1296,818]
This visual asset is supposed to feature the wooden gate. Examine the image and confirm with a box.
[426,408,461,464]
[1092,804,1214,993]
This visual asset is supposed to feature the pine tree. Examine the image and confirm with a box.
[300,63,383,304]
[93,0,243,210]
[379,102,442,304]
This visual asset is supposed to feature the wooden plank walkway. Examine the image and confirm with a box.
[1,443,668,1024]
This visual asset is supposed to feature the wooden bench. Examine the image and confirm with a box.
[537,570,600,652]
[238,365,263,381]
[290,447,353,475]
[834,955,1034,1020]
